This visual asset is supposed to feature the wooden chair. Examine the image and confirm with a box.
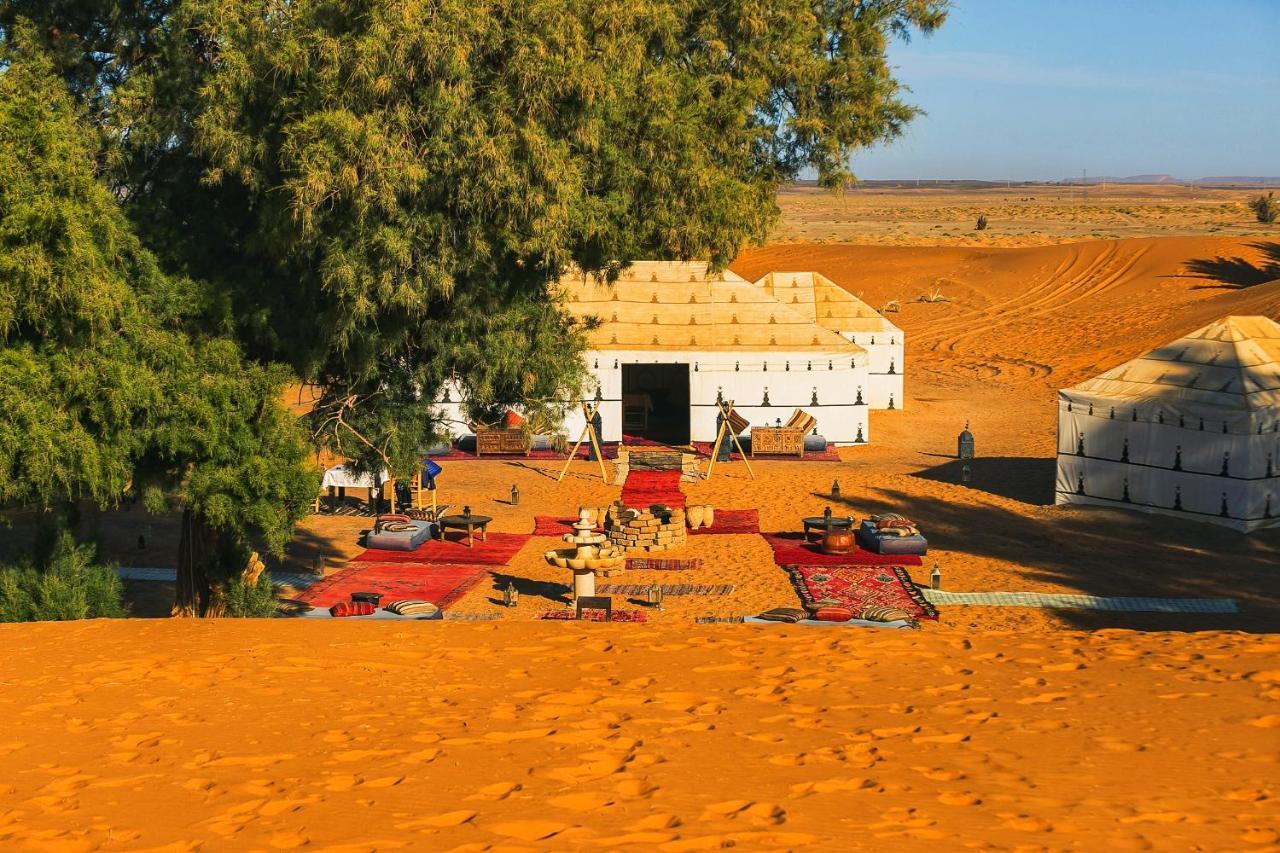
[749,408,816,458]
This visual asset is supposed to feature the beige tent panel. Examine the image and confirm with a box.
[1067,316,1280,411]
[756,272,903,338]
[561,262,866,355]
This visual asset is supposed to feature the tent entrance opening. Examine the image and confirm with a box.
[621,363,691,445]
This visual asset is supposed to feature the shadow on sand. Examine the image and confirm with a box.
[818,484,1280,632]
[1180,241,1280,289]
[911,456,1057,506]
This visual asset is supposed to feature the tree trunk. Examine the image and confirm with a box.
[172,508,220,617]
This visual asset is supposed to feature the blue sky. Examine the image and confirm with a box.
[850,0,1279,181]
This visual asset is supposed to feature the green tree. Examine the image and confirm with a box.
[5,0,946,481]
[1249,192,1278,224]
[0,28,318,616]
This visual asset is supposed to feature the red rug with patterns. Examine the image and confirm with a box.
[353,532,530,566]
[425,444,619,462]
[688,509,759,535]
[690,442,841,462]
[538,609,648,623]
[784,564,938,620]
[761,531,922,567]
[531,516,576,536]
[298,563,490,610]
[620,469,686,508]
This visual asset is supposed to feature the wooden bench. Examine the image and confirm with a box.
[474,426,530,457]
[750,409,816,458]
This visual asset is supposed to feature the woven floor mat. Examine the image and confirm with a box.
[597,583,735,596]
[922,590,1238,612]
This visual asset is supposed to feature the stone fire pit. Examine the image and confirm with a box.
[604,503,688,552]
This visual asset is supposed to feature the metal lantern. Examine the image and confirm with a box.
[930,564,942,590]
[503,581,519,608]
[646,584,664,610]
[961,463,972,484]
[831,479,841,499]
[957,420,975,460]
[510,484,520,506]
[463,505,472,518]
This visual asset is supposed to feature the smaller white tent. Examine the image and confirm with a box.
[1055,315,1280,532]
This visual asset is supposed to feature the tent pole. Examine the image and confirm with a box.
[557,401,595,483]
[583,402,609,483]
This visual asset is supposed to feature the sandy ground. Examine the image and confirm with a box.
[772,182,1277,247]
[2,193,1278,849]
[0,620,1277,850]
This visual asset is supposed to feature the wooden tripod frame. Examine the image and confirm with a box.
[557,401,609,483]
[705,399,754,480]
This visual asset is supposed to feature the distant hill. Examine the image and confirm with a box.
[1060,175,1280,187]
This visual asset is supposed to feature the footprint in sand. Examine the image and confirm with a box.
[700,800,786,826]
[937,791,983,806]
[488,819,571,842]
[469,781,522,801]
[395,810,477,830]
[549,791,614,812]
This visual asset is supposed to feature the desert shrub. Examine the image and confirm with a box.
[881,299,901,313]
[224,572,278,618]
[0,532,126,622]
[1249,192,1278,224]
[918,288,950,303]
[976,214,988,230]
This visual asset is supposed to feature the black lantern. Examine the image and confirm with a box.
[510,484,520,506]
[957,421,975,460]
[503,582,519,608]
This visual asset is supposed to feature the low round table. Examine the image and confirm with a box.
[437,514,493,548]
[802,515,854,542]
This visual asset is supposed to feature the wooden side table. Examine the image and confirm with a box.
[437,515,492,547]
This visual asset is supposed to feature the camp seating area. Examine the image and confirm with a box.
[750,408,817,457]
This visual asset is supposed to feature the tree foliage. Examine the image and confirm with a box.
[0,29,318,602]
[0,529,126,622]
[1250,192,1278,225]
[4,0,945,479]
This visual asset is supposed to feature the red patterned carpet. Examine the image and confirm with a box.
[785,564,938,620]
[620,469,686,508]
[687,509,760,535]
[299,563,491,610]
[761,531,922,567]
[353,532,531,566]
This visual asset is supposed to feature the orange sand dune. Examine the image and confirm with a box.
[1,620,1277,850]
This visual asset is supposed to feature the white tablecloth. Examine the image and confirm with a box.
[320,464,388,490]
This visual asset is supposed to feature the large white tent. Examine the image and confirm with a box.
[1055,315,1280,532]
[431,261,905,447]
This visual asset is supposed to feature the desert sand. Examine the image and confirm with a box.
[2,190,1278,849]
[1,620,1277,850]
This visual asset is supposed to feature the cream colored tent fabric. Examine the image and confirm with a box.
[755,271,904,408]
[1056,316,1280,532]
[560,263,867,356]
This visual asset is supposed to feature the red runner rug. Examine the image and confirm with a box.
[785,564,938,620]
[688,509,759,535]
[761,531,922,567]
[620,469,686,509]
[538,609,648,623]
[625,558,702,571]
[299,563,490,610]
[354,532,530,566]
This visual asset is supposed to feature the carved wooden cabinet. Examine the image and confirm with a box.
[749,427,805,457]
[475,427,529,456]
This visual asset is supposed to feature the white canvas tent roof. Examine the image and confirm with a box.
[559,261,866,357]
[754,271,902,338]
[1064,316,1280,411]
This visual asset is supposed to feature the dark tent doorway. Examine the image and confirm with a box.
[621,363,691,445]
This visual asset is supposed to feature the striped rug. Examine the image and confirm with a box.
[922,590,1238,613]
[597,583,735,596]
